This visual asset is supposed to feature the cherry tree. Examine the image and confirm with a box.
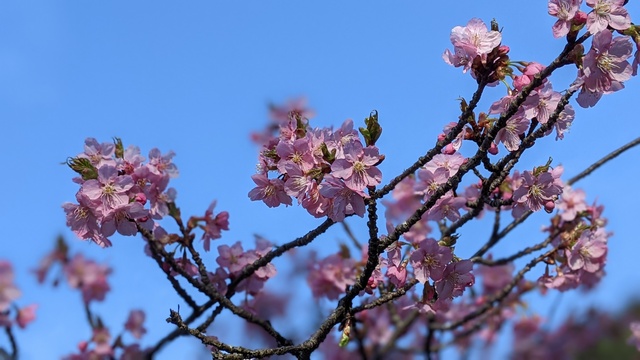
[2,1,640,359]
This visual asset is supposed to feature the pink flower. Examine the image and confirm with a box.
[307,252,357,300]
[201,201,230,251]
[435,260,475,299]
[441,122,466,151]
[566,229,607,272]
[0,261,21,311]
[548,0,581,38]
[276,138,315,173]
[62,197,112,247]
[451,18,502,57]
[415,167,448,199]
[16,304,37,329]
[331,143,383,192]
[319,175,366,222]
[117,145,145,175]
[100,202,149,237]
[248,174,292,208]
[512,169,563,218]
[64,255,112,304]
[81,165,133,213]
[385,245,407,287]
[121,344,150,360]
[148,148,179,178]
[522,83,562,124]
[409,238,453,283]
[557,186,588,221]
[552,105,575,140]
[586,0,631,34]
[427,193,467,222]
[576,30,633,107]
[79,138,116,167]
[513,62,546,91]
[327,119,360,159]
[283,163,314,202]
[216,242,249,275]
[584,31,633,88]
[124,309,147,339]
[301,181,331,217]
[443,18,502,72]
[443,46,474,73]
[424,153,466,177]
[495,113,530,151]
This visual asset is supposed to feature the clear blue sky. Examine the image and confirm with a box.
[2,1,640,359]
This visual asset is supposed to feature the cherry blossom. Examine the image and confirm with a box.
[435,260,475,300]
[443,18,502,73]
[585,0,631,34]
[576,30,633,107]
[319,175,366,222]
[124,310,147,340]
[512,169,563,218]
[200,201,230,251]
[548,0,581,38]
[409,238,453,283]
[248,173,292,208]
[566,229,607,272]
[307,252,357,300]
[495,112,530,151]
[330,142,383,192]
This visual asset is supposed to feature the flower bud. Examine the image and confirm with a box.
[488,142,499,155]
[544,200,555,213]
[443,144,456,155]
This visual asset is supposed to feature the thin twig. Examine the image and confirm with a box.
[567,136,640,186]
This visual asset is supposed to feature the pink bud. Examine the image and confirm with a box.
[513,75,529,91]
[135,192,147,204]
[437,133,446,142]
[443,144,456,155]
[497,45,510,56]
[78,341,89,352]
[488,142,499,155]
[573,11,587,25]
[544,200,555,213]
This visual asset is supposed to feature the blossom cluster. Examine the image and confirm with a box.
[538,186,610,291]
[441,17,576,151]
[34,238,150,358]
[63,138,179,248]
[32,1,638,358]
[549,0,636,107]
[248,108,384,222]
